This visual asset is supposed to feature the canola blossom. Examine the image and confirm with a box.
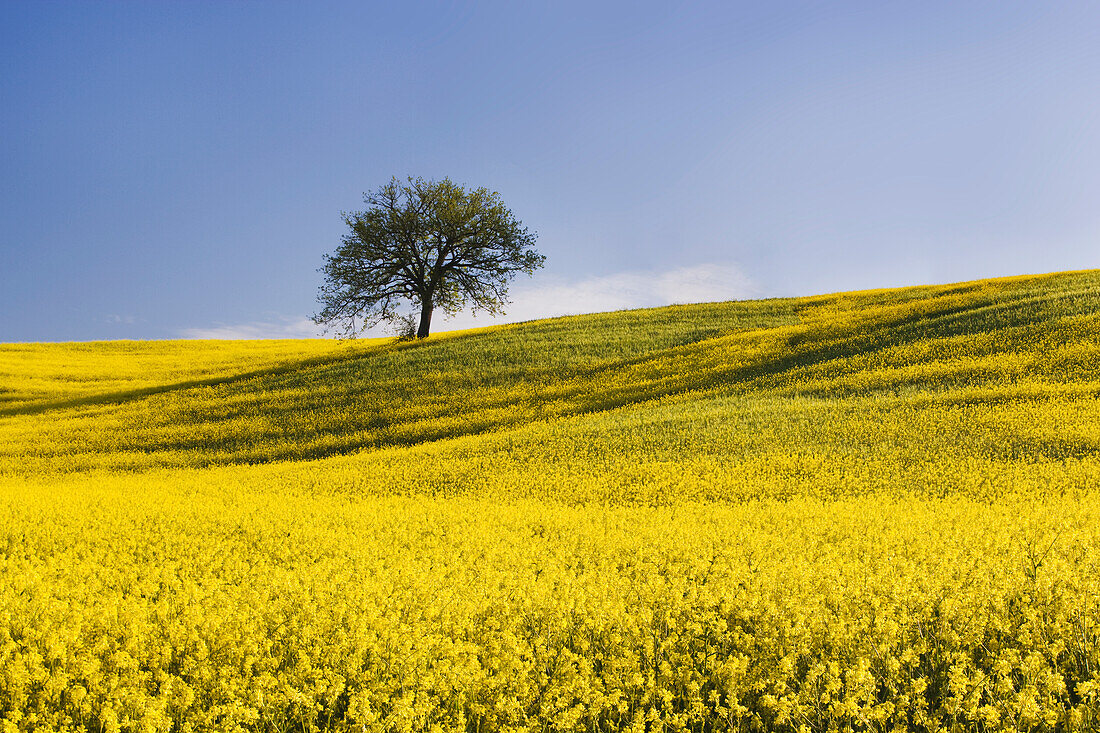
[2,270,1100,731]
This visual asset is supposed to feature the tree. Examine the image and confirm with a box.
[314,177,544,339]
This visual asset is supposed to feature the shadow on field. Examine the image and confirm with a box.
[0,337,445,418]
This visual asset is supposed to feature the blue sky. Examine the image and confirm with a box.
[2,1,1098,341]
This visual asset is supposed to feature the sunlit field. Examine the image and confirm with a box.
[3,270,1100,732]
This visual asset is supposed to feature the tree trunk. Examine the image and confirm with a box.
[417,300,433,338]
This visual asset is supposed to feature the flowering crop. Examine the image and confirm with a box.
[1,270,1100,731]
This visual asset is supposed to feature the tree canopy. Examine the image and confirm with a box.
[314,177,544,339]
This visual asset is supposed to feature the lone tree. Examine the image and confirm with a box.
[314,177,544,339]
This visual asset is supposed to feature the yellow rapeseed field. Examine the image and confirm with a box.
[2,270,1099,732]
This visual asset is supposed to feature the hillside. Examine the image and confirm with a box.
[2,270,1100,732]
[3,269,1098,495]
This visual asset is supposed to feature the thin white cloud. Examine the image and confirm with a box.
[177,315,321,340]
[436,263,759,330]
[176,263,757,339]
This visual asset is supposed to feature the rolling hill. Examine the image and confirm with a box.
[2,270,1099,732]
